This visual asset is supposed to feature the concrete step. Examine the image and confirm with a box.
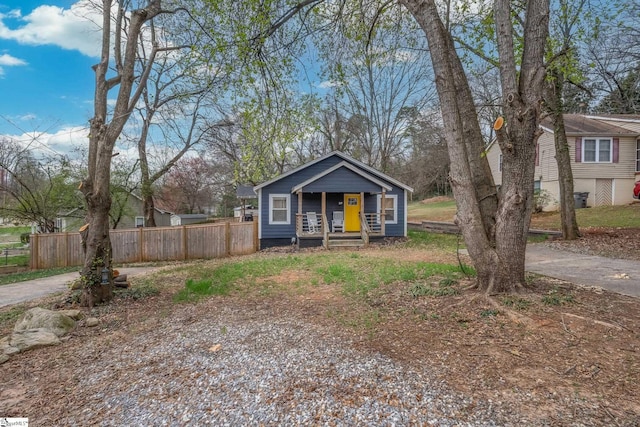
[327,238,365,249]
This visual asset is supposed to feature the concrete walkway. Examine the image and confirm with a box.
[525,244,640,297]
[0,267,164,308]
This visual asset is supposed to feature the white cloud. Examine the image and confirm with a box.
[0,1,104,57]
[3,126,89,158]
[0,52,27,76]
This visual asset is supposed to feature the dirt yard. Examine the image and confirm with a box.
[1,228,639,425]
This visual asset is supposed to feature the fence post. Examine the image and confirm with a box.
[182,226,188,260]
[138,227,144,262]
[31,234,38,270]
[253,220,259,252]
[225,222,231,256]
[64,232,69,267]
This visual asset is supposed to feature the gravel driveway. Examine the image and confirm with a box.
[5,299,528,426]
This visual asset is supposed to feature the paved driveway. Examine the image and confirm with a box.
[525,244,640,297]
[0,267,164,308]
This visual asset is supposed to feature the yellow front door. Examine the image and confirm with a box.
[344,194,361,232]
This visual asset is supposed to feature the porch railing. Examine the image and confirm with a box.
[296,211,383,239]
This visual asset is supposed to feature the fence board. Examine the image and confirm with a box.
[30,222,256,270]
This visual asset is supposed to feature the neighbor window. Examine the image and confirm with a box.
[135,216,145,228]
[377,194,397,224]
[636,139,640,172]
[583,138,611,163]
[269,194,290,224]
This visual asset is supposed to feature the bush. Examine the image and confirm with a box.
[20,233,30,244]
[533,189,554,213]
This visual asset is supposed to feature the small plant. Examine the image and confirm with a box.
[533,189,554,213]
[480,309,499,317]
[409,281,459,297]
[501,296,532,310]
[542,287,575,306]
[115,283,160,300]
[174,278,231,303]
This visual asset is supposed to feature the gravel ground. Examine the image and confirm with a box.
[34,302,515,426]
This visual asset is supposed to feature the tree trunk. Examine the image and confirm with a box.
[400,0,549,293]
[545,71,580,239]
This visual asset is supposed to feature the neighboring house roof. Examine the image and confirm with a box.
[171,213,208,219]
[540,114,639,136]
[129,193,174,215]
[488,113,640,152]
[254,151,414,192]
[236,185,257,198]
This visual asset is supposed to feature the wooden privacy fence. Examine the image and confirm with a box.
[30,221,258,270]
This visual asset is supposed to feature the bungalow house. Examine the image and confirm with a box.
[486,114,640,210]
[254,151,413,249]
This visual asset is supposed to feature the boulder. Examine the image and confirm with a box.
[0,353,9,364]
[0,336,19,356]
[10,328,61,352]
[14,307,76,337]
[58,309,83,320]
[85,317,100,327]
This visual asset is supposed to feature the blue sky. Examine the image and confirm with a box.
[0,0,112,155]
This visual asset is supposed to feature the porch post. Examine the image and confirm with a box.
[321,192,326,232]
[297,190,303,235]
[381,189,386,235]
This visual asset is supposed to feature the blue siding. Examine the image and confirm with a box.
[259,154,408,241]
[304,168,384,193]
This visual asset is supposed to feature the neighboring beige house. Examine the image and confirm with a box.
[487,114,640,210]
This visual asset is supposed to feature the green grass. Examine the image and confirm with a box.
[0,226,31,243]
[0,266,79,286]
[531,205,640,230]
[0,254,29,267]
[175,243,475,303]
[407,199,456,222]
[404,229,462,251]
[408,198,639,231]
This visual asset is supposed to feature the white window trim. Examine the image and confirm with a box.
[377,194,398,225]
[582,137,612,163]
[636,139,640,172]
[269,193,290,225]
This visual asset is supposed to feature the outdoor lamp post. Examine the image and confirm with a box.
[3,248,8,266]
[101,267,109,285]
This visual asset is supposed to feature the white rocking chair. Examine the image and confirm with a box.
[332,211,344,232]
[306,212,319,234]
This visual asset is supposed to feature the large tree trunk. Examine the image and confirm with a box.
[545,70,580,240]
[400,0,549,293]
[79,0,164,306]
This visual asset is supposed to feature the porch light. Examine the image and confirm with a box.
[101,267,110,285]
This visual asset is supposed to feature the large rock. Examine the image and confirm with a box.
[9,328,61,352]
[0,353,9,364]
[0,336,19,356]
[14,307,76,337]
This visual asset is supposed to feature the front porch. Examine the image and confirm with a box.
[294,191,386,249]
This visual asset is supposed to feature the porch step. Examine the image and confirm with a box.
[327,238,365,249]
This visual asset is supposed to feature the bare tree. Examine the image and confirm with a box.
[0,138,81,232]
[399,0,549,293]
[316,0,437,172]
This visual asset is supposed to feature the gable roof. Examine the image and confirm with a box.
[292,161,393,193]
[236,184,257,198]
[254,151,413,192]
